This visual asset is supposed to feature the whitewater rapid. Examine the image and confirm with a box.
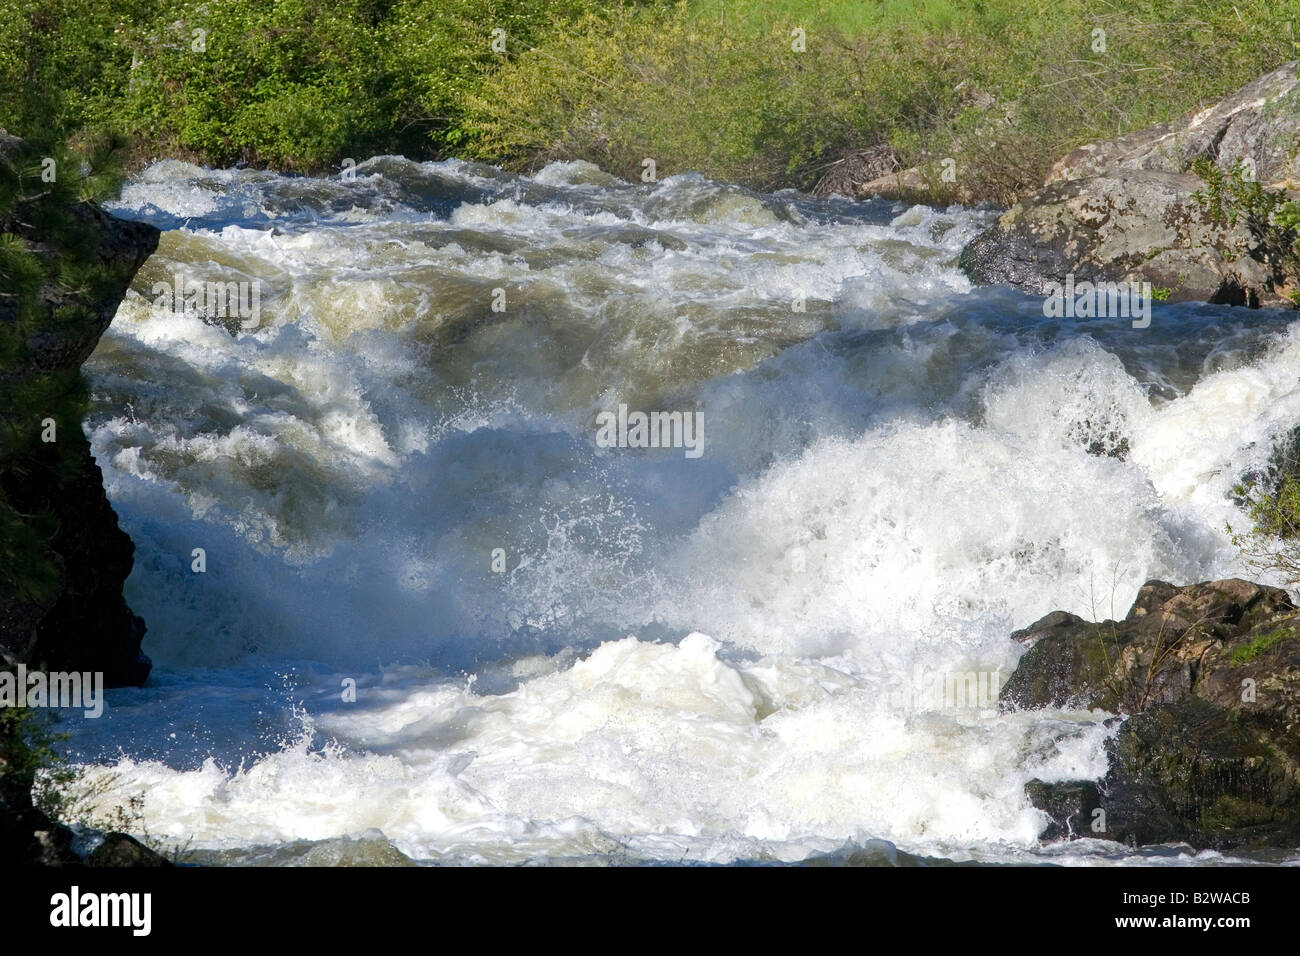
[49,156,1300,864]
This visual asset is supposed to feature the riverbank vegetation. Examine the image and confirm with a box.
[1,0,1297,201]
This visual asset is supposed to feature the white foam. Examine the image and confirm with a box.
[69,157,1300,864]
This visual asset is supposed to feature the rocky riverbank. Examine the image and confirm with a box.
[949,65,1300,851]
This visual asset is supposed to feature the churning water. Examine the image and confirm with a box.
[54,156,1300,864]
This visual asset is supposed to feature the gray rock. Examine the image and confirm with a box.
[1045,63,1300,190]
[962,64,1300,307]
[960,170,1279,306]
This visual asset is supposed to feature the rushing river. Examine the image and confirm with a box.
[54,156,1300,864]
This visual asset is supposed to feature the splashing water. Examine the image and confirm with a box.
[57,156,1300,864]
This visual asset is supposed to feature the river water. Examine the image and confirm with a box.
[54,156,1300,864]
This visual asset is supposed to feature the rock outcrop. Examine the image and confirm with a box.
[1043,66,1300,190]
[961,63,1300,307]
[1,131,159,865]
[0,130,156,685]
[88,833,172,867]
[1006,579,1300,850]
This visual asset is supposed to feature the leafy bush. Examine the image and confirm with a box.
[1230,475,1300,586]
[381,0,627,156]
[1193,157,1300,282]
[104,0,397,169]
[0,0,145,138]
[462,2,961,189]
[0,705,78,825]
[1,1,1299,198]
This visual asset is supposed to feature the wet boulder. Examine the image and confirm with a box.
[1004,579,1300,849]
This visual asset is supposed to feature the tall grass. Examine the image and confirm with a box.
[467,0,1300,199]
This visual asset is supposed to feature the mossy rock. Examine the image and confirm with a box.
[1005,579,1300,849]
[1002,579,1294,714]
[1100,698,1300,849]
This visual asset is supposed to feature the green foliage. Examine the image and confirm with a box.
[1193,157,1293,232]
[0,136,108,608]
[1229,473,1300,587]
[110,0,394,169]
[462,2,960,189]
[1192,157,1300,298]
[0,0,621,171]
[0,232,45,302]
[0,0,146,139]
[465,0,1300,198]
[0,705,76,821]
[0,135,123,396]
[0,497,61,604]
[381,0,623,157]
[4,0,1298,194]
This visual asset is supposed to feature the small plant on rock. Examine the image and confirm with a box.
[1191,158,1300,292]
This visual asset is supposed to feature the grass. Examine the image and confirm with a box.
[692,0,1029,37]
[1227,626,1296,666]
[467,0,1300,198]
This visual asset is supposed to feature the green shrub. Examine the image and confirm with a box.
[104,0,397,169]
[462,2,960,189]
[2,1,1299,199]
[380,0,626,156]
[0,706,77,822]
[1229,474,1300,586]
[1194,158,1300,264]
